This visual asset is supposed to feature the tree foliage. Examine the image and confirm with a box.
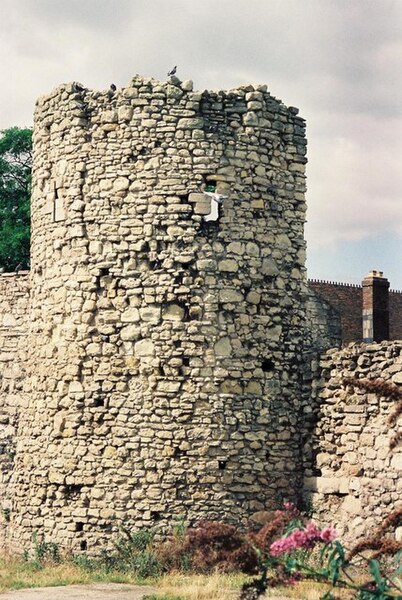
[0,127,32,271]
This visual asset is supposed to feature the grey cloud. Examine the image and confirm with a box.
[1,0,402,282]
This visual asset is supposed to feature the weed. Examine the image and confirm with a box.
[2,508,11,523]
[24,532,60,570]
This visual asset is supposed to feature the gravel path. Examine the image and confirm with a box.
[0,583,155,599]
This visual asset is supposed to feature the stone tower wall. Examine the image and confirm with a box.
[10,76,307,552]
[0,271,29,543]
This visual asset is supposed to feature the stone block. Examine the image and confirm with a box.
[342,496,362,515]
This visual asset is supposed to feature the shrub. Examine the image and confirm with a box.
[183,521,259,575]
[101,527,162,578]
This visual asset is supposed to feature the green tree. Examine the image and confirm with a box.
[0,127,32,272]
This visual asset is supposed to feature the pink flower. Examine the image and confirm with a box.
[320,527,337,543]
[269,522,337,557]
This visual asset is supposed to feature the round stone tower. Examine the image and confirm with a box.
[11,75,307,552]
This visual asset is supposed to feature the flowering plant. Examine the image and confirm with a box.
[240,504,402,600]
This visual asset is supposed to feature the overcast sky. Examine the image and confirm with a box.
[1,0,401,287]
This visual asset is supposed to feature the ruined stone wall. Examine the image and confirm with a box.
[305,287,341,352]
[0,272,29,541]
[304,341,402,541]
[9,76,307,552]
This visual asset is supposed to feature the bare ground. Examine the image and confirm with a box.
[0,583,155,599]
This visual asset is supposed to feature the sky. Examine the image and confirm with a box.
[1,0,401,288]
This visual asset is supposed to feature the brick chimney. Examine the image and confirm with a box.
[362,270,390,342]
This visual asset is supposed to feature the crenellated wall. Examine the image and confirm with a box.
[308,279,402,344]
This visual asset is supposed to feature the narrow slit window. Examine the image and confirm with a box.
[54,189,66,222]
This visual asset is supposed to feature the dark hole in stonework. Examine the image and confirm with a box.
[173,340,182,348]
[175,479,188,499]
[262,358,275,372]
[182,357,190,367]
[76,522,84,532]
[173,446,185,458]
[149,259,162,269]
[154,140,162,148]
[100,268,110,277]
[151,511,161,521]
[174,273,183,285]
[203,177,216,193]
[52,188,59,222]
[176,239,186,251]
[80,540,87,551]
[218,460,227,471]
[64,484,83,497]
[139,147,147,156]
[199,219,219,236]
[94,397,104,407]
[178,194,189,203]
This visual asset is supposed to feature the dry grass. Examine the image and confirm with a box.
[153,572,246,599]
[146,572,355,600]
[0,554,139,592]
[0,555,394,600]
[263,579,354,599]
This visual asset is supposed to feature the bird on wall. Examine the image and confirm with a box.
[72,83,85,93]
[110,84,117,92]
[167,66,177,76]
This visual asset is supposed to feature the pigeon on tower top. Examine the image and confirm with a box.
[167,66,177,76]
[110,83,117,92]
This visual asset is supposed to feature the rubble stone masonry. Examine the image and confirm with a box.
[0,76,400,553]
[0,272,29,545]
[6,76,307,552]
[305,341,402,542]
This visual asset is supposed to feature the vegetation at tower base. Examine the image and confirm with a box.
[0,509,400,599]
[0,127,32,272]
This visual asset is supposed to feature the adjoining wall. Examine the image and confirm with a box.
[389,291,402,340]
[308,280,362,344]
[304,341,402,541]
[305,287,341,352]
[0,272,30,541]
[308,279,402,344]
[10,76,308,552]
